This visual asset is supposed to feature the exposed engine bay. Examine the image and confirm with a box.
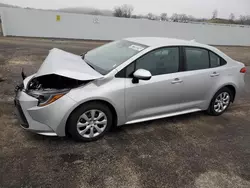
[20,48,102,106]
[27,74,87,91]
[25,74,89,106]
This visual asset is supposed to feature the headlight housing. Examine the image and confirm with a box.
[27,89,69,107]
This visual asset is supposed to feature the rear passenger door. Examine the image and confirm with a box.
[178,47,225,111]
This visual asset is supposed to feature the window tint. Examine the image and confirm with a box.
[185,47,209,71]
[115,68,125,78]
[220,58,227,66]
[126,62,135,78]
[135,47,179,76]
[209,51,220,68]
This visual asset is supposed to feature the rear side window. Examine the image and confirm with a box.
[184,47,209,71]
[210,51,221,68]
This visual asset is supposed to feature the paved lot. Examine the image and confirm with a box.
[0,37,250,188]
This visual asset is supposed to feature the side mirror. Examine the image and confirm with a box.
[132,69,152,83]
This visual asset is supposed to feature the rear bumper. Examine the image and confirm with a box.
[235,75,246,101]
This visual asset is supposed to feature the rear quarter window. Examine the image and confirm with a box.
[210,51,227,67]
[210,51,221,68]
[220,58,227,66]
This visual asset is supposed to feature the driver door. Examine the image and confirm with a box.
[124,47,184,123]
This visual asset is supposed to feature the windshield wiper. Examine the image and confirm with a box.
[83,59,96,71]
[80,52,86,60]
[80,53,103,73]
[86,62,96,70]
[80,52,96,70]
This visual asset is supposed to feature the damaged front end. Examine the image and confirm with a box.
[20,48,103,107]
[26,74,88,107]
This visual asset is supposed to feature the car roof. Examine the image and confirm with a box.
[125,37,209,48]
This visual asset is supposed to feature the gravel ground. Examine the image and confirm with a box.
[0,37,250,188]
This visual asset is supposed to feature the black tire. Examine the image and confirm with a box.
[207,87,232,116]
[68,102,113,142]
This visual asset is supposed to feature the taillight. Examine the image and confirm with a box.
[240,67,246,73]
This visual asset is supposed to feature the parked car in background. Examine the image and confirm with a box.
[14,37,246,141]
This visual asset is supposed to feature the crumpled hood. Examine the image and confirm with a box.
[35,48,103,80]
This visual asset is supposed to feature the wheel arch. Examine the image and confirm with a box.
[65,99,118,136]
[224,85,236,102]
[212,83,236,103]
[206,84,236,115]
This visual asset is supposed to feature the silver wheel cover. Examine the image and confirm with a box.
[77,109,107,138]
[214,92,230,113]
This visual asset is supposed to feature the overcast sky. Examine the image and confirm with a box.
[1,0,250,18]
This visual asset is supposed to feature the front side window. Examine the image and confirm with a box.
[84,40,148,75]
[134,47,180,76]
[185,47,209,71]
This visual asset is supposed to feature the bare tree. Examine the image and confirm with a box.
[212,9,218,19]
[178,14,188,22]
[147,13,154,20]
[113,7,123,17]
[229,13,235,22]
[187,15,196,22]
[246,15,250,25]
[160,13,168,21]
[171,13,178,22]
[122,4,134,18]
[239,15,246,24]
[239,15,250,25]
[113,4,134,18]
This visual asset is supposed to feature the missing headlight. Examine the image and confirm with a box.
[26,74,90,106]
[27,74,87,90]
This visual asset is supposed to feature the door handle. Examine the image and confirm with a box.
[171,78,183,84]
[210,72,220,77]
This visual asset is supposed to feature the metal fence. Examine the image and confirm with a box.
[1,7,250,46]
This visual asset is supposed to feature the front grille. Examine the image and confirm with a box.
[14,99,29,128]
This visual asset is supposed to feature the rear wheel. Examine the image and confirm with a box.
[207,87,232,116]
[68,102,113,142]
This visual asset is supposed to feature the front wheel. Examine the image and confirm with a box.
[68,102,113,142]
[207,88,232,116]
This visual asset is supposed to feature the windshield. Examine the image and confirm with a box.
[83,40,148,75]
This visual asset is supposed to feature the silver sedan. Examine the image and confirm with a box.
[14,37,246,141]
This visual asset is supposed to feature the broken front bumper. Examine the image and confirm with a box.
[14,98,29,128]
[14,86,57,136]
[14,84,77,137]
